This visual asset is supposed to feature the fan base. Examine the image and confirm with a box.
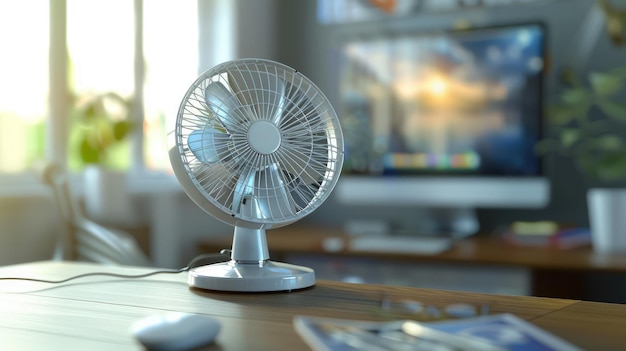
[188,260,315,292]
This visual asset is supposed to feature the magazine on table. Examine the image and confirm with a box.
[293,313,582,351]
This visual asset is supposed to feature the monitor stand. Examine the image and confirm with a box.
[343,207,479,255]
[348,208,479,255]
[408,207,479,239]
[349,207,479,239]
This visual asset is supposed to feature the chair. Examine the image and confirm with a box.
[39,162,152,266]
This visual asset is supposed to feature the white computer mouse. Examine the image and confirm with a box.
[130,312,221,351]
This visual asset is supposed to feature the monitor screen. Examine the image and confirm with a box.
[333,23,549,236]
[337,23,545,177]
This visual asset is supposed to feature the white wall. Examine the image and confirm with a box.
[197,0,280,71]
[0,194,59,265]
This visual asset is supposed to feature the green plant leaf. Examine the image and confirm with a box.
[82,101,101,122]
[589,72,623,96]
[79,138,100,164]
[546,105,576,125]
[594,134,623,150]
[595,150,626,181]
[560,128,580,148]
[578,149,626,181]
[609,65,626,79]
[93,118,114,149]
[561,88,589,105]
[578,154,601,179]
[112,121,134,141]
[597,99,626,121]
[559,69,583,87]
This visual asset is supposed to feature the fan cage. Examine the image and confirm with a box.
[172,59,344,228]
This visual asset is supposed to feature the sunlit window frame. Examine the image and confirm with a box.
[0,0,241,198]
[0,0,180,197]
[58,0,155,188]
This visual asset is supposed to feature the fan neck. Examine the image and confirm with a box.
[231,226,270,263]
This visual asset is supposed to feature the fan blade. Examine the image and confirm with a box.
[228,68,287,123]
[279,132,330,186]
[197,163,237,209]
[187,128,229,164]
[255,164,296,220]
[278,84,331,185]
[204,81,247,133]
[282,170,318,212]
[232,168,256,216]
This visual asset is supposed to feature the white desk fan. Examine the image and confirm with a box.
[169,59,344,292]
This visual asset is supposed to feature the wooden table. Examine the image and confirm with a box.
[0,261,625,350]
[199,226,626,301]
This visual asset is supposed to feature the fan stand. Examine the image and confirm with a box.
[188,227,316,292]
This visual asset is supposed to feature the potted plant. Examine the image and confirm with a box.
[71,92,138,226]
[72,92,135,169]
[538,66,626,181]
[537,65,626,252]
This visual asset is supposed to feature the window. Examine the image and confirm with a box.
[143,0,198,171]
[0,0,198,180]
[0,1,49,173]
[67,0,135,171]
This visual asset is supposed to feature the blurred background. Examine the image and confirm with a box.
[2,0,626,301]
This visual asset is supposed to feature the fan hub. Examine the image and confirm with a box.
[247,121,281,154]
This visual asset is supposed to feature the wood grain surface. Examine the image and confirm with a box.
[0,261,625,350]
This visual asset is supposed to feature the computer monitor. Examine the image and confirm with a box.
[334,22,550,237]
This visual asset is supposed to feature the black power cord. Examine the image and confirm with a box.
[0,251,231,284]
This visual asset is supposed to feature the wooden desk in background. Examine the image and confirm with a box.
[0,261,626,350]
[199,226,626,301]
